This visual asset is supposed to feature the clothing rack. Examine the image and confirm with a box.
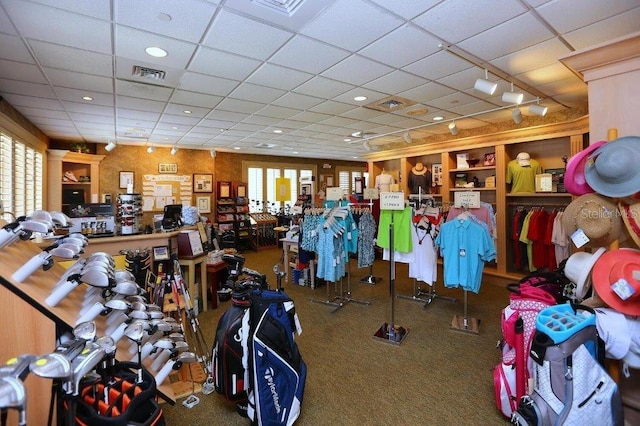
[349,200,381,285]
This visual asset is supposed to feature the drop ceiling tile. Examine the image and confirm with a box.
[179,72,239,97]
[360,25,441,68]
[2,0,112,53]
[239,115,281,126]
[229,123,266,133]
[115,80,174,102]
[319,116,359,127]
[491,39,572,75]
[203,9,293,60]
[0,5,17,35]
[28,0,112,19]
[340,107,386,121]
[404,50,470,81]
[16,106,69,120]
[28,116,76,127]
[228,83,286,104]
[322,55,394,86]
[458,13,554,61]
[536,0,638,34]
[293,76,355,99]
[272,92,324,110]
[254,105,299,120]
[1,94,63,110]
[333,88,387,105]
[116,117,158,129]
[159,113,204,126]
[516,63,578,88]
[269,35,350,74]
[427,91,479,113]
[0,60,46,84]
[76,122,115,131]
[364,70,429,95]
[29,41,113,77]
[448,100,498,116]
[300,123,336,133]
[189,47,262,80]
[117,95,165,113]
[0,34,34,63]
[413,0,526,43]
[562,7,640,50]
[117,109,161,121]
[115,26,197,69]
[216,98,265,115]
[68,112,114,124]
[205,110,251,122]
[309,100,356,116]
[115,0,217,43]
[300,0,402,51]
[170,90,223,109]
[398,82,456,104]
[438,67,486,92]
[368,0,441,20]
[0,79,57,98]
[290,111,333,124]
[245,63,313,91]
[44,69,113,94]
[56,87,113,106]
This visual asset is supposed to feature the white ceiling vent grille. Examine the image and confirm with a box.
[132,65,166,82]
[253,0,305,16]
[365,95,416,113]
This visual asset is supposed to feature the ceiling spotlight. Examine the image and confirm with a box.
[448,121,459,136]
[512,108,523,124]
[529,103,548,117]
[363,141,371,151]
[433,116,444,121]
[403,132,412,144]
[104,140,116,152]
[170,146,178,155]
[502,82,523,104]
[147,145,154,154]
[474,69,497,95]
[210,149,216,158]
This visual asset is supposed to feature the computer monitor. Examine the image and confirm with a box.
[162,204,183,229]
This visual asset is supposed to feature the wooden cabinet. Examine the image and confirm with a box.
[366,116,589,283]
[46,149,105,211]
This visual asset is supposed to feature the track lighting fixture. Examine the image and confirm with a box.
[146,145,154,154]
[363,140,371,151]
[512,108,523,124]
[502,82,523,105]
[474,69,497,96]
[403,131,412,144]
[105,140,116,152]
[170,146,178,155]
[448,121,459,136]
[210,148,216,158]
[528,102,548,117]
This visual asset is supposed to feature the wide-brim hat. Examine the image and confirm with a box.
[564,247,606,300]
[592,248,640,316]
[584,136,640,198]
[564,140,607,196]
[619,199,640,248]
[562,194,624,248]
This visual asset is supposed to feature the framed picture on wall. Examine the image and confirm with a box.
[119,171,134,189]
[196,196,211,213]
[193,174,213,193]
[158,163,178,174]
[432,163,443,186]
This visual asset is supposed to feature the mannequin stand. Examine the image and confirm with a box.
[449,290,480,335]
[397,279,457,308]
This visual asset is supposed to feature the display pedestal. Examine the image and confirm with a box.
[373,322,409,346]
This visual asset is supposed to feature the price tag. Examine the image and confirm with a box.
[570,228,590,249]
[454,191,480,209]
[363,188,379,200]
[380,192,405,211]
[325,187,343,201]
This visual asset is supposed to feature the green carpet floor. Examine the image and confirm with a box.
[161,247,512,425]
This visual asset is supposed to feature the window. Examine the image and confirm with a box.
[0,131,43,219]
[336,165,368,196]
[243,161,317,213]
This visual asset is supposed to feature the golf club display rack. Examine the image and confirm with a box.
[0,226,180,425]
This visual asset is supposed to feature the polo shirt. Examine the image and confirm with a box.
[377,207,413,253]
[506,159,542,193]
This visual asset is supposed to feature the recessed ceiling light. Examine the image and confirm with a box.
[234,147,241,150]
[433,116,444,121]
[354,96,367,102]
[82,96,93,101]
[293,151,299,154]
[172,126,178,130]
[183,110,192,114]
[352,156,358,159]
[344,138,351,142]
[273,129,283,134]
[156,13,172,22]
[145,46,168,58]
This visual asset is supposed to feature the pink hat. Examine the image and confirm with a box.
[592,248,640,316]
[564,140,607,196]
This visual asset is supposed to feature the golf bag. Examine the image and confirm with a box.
[244,288,307,426]
[212,291,251,412]
[512,304,623,426]
[494,278,557,418]
[73,361,165,426]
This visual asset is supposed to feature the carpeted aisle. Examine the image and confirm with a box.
[161,248,512,425]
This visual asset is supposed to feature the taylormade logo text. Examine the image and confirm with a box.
[264,367,281,413]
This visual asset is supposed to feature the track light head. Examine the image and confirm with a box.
[529,103,548,117]
[512,108,523,124]
[105,140,116,152]
[210,148,216,158]
[448,122,459,136]
[502,91,524,104]
[170,146,178,155]
[403,131,412,144]
[146,145,154,154]
[474,78,497,96]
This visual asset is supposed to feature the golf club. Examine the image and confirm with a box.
[0,376,27,426]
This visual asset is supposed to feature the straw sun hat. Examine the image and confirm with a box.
[562,193,625,248]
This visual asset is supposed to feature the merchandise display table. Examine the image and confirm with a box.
[178,253,209,312]
[280,238,315,288]
[206,260,227,309]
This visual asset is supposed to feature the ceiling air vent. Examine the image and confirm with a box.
[253,0,305,16]
[132,65,166,82]
[365,95,416,113]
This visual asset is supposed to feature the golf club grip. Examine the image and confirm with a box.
[76,302,104,325]
[45,280,77,306]
[150,350,171,372]
[0,229,16,249]
[154,360,176,385]
[108,322,127,344]
[11,253,46,283]
[140,342,155,361]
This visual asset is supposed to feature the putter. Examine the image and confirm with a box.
[94,336,116,405]
[0,376,27,426]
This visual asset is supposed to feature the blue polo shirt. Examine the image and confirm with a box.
[435,216,496,293]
